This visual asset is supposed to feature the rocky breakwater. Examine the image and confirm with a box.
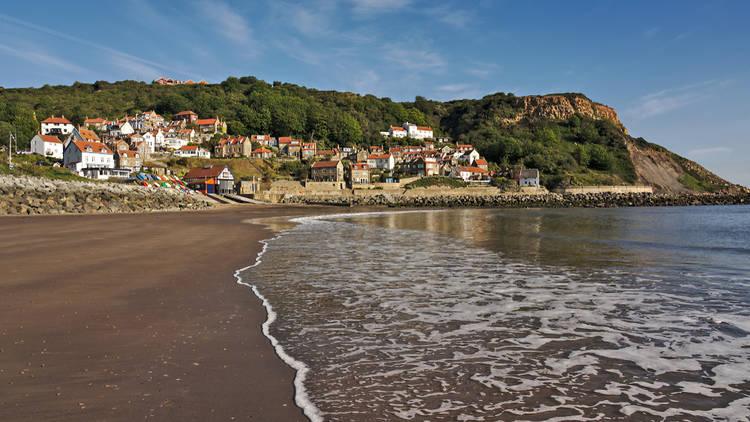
[0,175,214,215]
[281,191,750,208]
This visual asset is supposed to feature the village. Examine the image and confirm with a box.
[26,111,542,199]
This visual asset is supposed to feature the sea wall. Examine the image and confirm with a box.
[0,175,214,215]
[554,185,653,194]
[279,191,750,208]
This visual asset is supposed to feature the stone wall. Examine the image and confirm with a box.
[554,185,654,194]
[0,176,214,215]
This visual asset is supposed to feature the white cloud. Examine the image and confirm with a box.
[425,5,472,27]
[349,0,412,15]
[195,0,255,47]
[643,27,660,38]
[110,55,161,81]
[688,146,732,156]
[0,43,88,75]
[434,83,481,100]
[627,79,731,119]
[382,42,445,71]
[466,62,500,79]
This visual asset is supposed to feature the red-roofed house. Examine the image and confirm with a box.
[174,110,198,123]
[41,116,74,136]
[388,126,407,138]
[302,142,317,159]
[403,122,433,139]
[473,158,488,171]
[114,150,144,171]
[174,145,210,158]
[350,162,370,185]
[367,153,395,171]
[402,156,439,177]
[30,133,63,159]
[184,165,235,194]
[83,117,107,130]
[196,116,227,134]
[311,161,344,181]
[250,147,273,159]
[63,140,114,175]
[451,165,489,181]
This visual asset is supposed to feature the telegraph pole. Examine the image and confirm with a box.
[7,131,13,170]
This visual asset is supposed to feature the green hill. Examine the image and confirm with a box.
[0,77,740,192]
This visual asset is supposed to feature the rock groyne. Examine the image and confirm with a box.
[280,191,750,208]
[0,176,214,215]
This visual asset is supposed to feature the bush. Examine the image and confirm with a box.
[405,176,466,189]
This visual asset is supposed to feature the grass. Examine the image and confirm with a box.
[0,154,92,182]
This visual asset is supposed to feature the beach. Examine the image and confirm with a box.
[0,204,335,421]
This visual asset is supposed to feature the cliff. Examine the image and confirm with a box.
[502,94,627,133]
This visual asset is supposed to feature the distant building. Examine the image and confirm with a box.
[174,110,198,123]
[196,117,227,134]
[350,162,370,185]
[30,133,63,159]
[183,165,235,194]
[252,134,277,148]
[63,140,114,175]
[515,168,540,188]
[250,147,273,159]
[402,156,439,177]
[403,122,433,139]
[115,150,143,172]
[174,145,210,158]
[83,117,107,131]
[302,142,317,159]
[311,160,344,182]
[367,153,395,171]
[451,165,489,181]
[41,116,74,136]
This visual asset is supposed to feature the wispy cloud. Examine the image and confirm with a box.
[382,42,445,72]
[643,27,660,38]
[627,79,732,119]
[688,146,732,156]
[466,62,500,79]
[0,42,88,75]
[110,55,161,81]
[195,0,255,47]
[0,13,187,77]
[435,83,481,100]
[425,5,473,27]
[349,0,412,15]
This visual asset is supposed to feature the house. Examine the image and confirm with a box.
[106,120,134,137]
[473,158,488,171]
[183,165,235,194]
[214,137,251,158]
[315,150,338,160]
[457,144,474,152]
[174,145,210,158]
[63,140,114,175]
[252,134,277,148]
[370,145,384,154]
[83,117,107,131]
[143,130,165,150]
[250,147,273,159]
[115,150,143,171]
[310,161,344,182]
[112,140,130,152]
[457,149,480,165]
[30,133,63,159]
[387,126,407,138]
[515,168,540,188]
[302,142,317,159]
[402,156,439,177]
[174,110,198,123]
[196,116,227,134]
[163,135,189,150]
[350,162,370,185]
[178,128,196,141]
[64,127,100,148]
[367,153,395,171]
[278,138,302,157]
[423,142,435,151]
[451,165,490,181]
[41,116,74,136]
[403,122,433,139]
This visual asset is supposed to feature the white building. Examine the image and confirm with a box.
[163,135,189,150]
[388,126,407,138]
[367,153,395,171]
[143,130,165,150]
[403,122,433,139]
[30,134,64,159]
[252,134,277,148]
[174,145,210,158]
[41,116,75,136]
[63,140,114,175]
[518,169,540,188]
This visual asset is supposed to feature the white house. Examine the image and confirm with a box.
[30,134,63,159]
[252,134,277,148]
[174,145,210,158]
[367,153,395,171]
[457,149,480,165]
[403,122,433,139]
[143,130,165,150]
[451,165,489,181]
[63,140,114,175]
[41,116,75,136]
[164,135,189,150]
[387,126,407,138]
[518,169,540,188]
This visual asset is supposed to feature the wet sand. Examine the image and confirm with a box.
[0,204,339,421]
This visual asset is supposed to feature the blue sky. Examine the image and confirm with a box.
[1,1,748,185]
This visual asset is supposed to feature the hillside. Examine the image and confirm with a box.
[0,77,741,192]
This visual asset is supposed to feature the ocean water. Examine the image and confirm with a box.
[239,206,750,421]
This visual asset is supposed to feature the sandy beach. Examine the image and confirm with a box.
[0,204,338,421]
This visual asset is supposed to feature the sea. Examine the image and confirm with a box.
[238,206,750,421]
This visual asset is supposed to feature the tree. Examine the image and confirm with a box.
[587,144,613,170]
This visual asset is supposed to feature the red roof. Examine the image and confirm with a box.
[278,136,292,143]
[252,147,272,154]
[38,134,62,144]
[72,140,112,154]
[184,165,229,180]
[175,111,197,116]
[42,116,72,124]
[196,118,218,125]
[303,142,316,148]
[180,145,198,151]
[350,162,368,170]
[390,126,405,131]
[417,126,432,131]
[79,129,100,141]
[458,165,488,173]
[311,161,340,169]
[475,159,488,165]
[457,144,474,149]
[118,150,141,158]
[84,117,106,124]
[368,154,392,160]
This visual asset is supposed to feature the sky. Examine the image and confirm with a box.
[1,0,749,185]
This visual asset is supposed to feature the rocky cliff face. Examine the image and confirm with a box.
[502,95,627,133]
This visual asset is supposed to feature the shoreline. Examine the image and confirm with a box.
[0,204,343,421]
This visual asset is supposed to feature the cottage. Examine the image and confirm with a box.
[388,126,407,138]
[402,156,439,177]
[41,116,74,136]
[63,140,114,175]
[473,158,488,171]
[30,133,63,159]
[310,161,344,182]
[403,122,433,139]
[451,165,489,181]
[367,153,395,171]
[350,162,370,185]
[516,169,540,188]
[250,147,273,159]
[174,110,198,123]
[196,117,227,134]
[83,117,107,131]
[183,165,235,194]
[174,145,210,158]
[252,134,277,148]
[115,150,143,171]
[302,142,317,159]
